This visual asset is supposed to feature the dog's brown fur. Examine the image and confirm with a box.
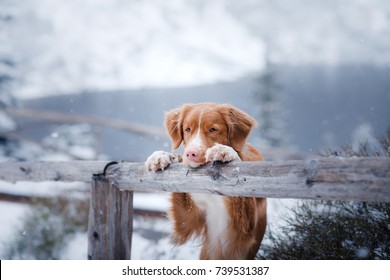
[148,103,266,259]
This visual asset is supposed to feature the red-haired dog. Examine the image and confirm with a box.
[145,103,266,259]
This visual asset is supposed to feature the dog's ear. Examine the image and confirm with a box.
[164,107,183,150]
[223,105,256,152]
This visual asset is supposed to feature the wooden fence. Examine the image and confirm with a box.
[0,157,389,259]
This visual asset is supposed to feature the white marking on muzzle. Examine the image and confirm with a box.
[187,112,204,150]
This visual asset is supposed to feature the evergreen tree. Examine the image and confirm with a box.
[0,2,18,154]
[253,61,286,148]
[0,1,17,106]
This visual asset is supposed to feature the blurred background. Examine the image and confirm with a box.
[0,0,389,259]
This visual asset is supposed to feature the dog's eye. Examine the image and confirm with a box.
[185,127,191,133]
[209,128,217,133]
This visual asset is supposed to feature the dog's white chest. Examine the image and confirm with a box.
[191,193,229,252]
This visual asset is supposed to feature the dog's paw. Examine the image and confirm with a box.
[145,151,181,172]
[205,144,241,163]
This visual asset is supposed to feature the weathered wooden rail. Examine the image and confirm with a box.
[0,157,389,259]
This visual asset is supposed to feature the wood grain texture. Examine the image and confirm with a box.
[0,161,108,182]
[106,157,390,202]
[0,158,389,202]
[87,176,133,260]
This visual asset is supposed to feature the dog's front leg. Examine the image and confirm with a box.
[169,193,205,245]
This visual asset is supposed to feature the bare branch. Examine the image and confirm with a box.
[2,107,166,139]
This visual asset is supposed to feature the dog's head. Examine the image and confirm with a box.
[164,103,256,167]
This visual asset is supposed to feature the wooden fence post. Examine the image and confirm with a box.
[87,175,133,260]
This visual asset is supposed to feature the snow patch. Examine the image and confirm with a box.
[351,122,378,150]
[0,112,16,132]
[133,192,170,212]
[60,232,88,260]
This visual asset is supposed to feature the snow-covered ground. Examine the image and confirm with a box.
[0,202,29,256]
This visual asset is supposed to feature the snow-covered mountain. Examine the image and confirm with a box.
[3,0,265,98]
[228,0,390,65]
[3,0,389,99]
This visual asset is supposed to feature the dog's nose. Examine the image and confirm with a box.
[186,150,200,162]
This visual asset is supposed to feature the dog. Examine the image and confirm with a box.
[145,103,266,259]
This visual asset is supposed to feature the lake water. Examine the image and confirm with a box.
[21,64,390,161]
